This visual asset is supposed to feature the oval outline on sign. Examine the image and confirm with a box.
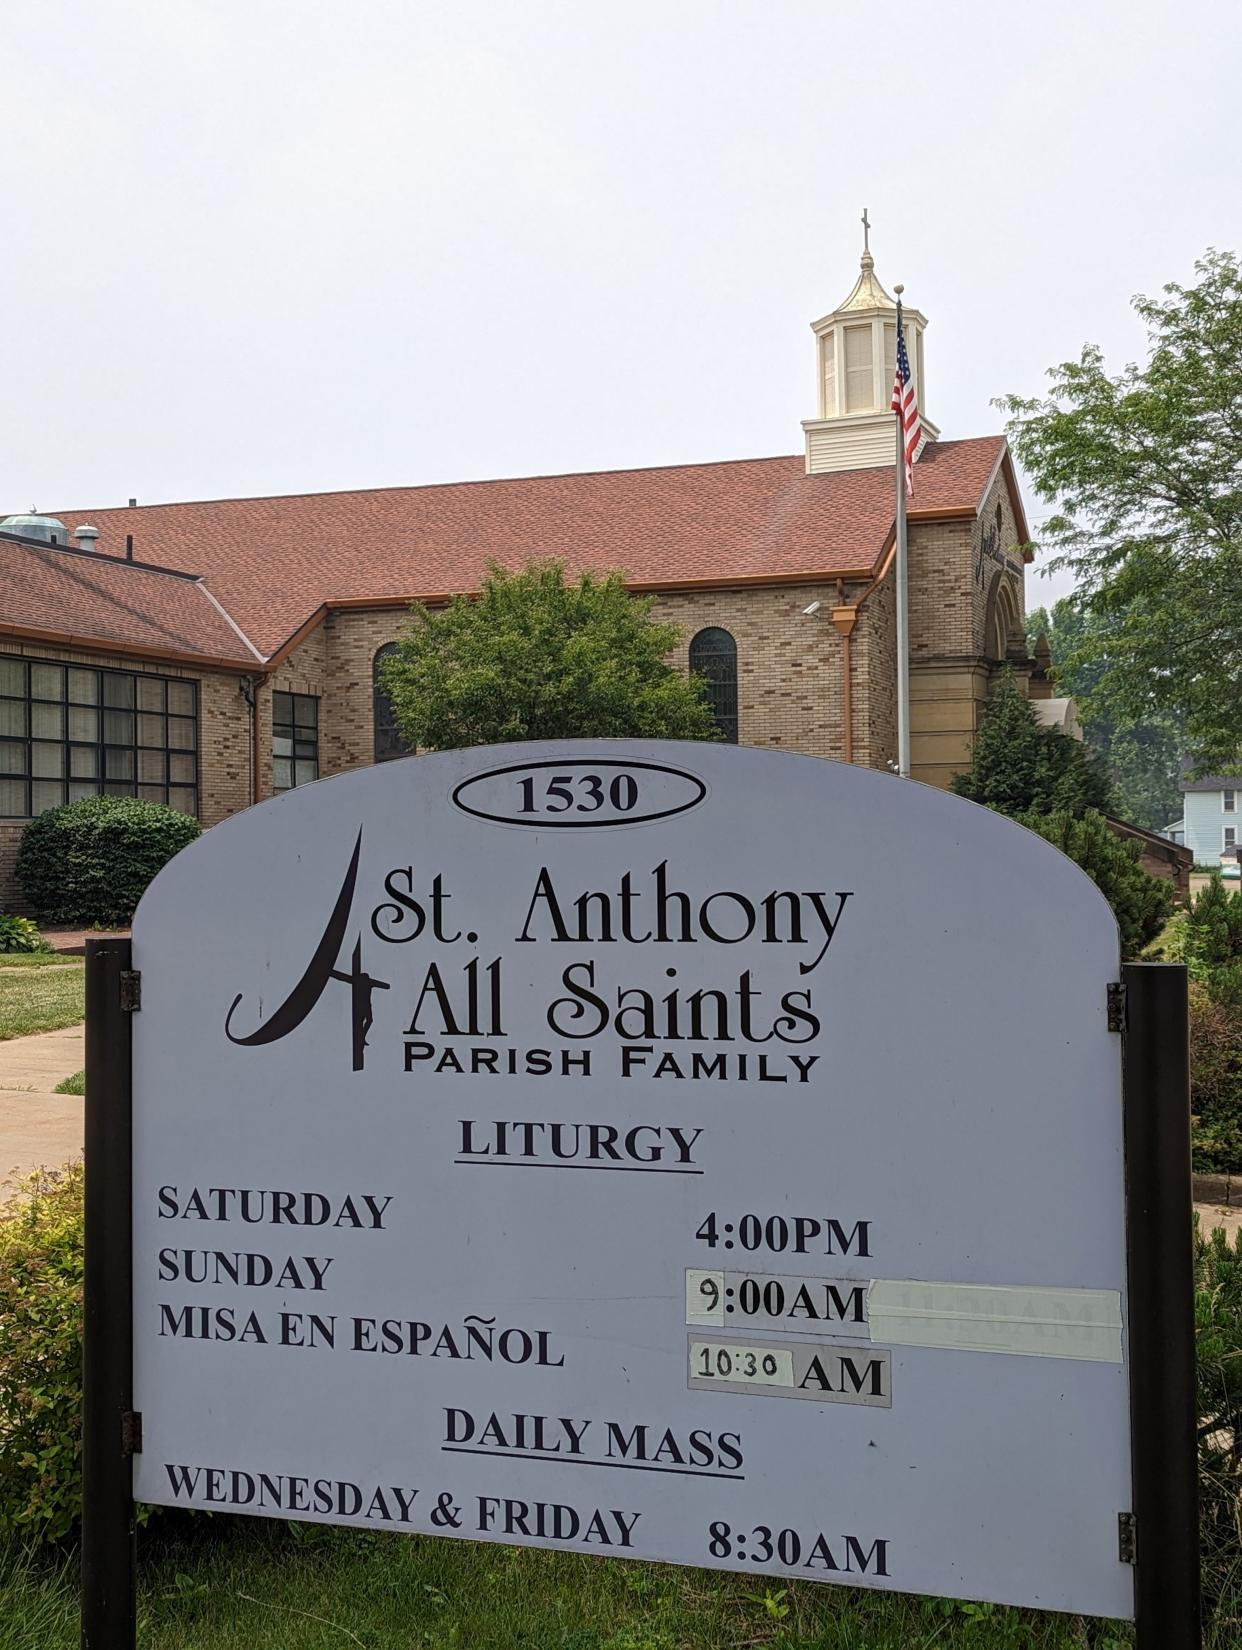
[451,757,708,828]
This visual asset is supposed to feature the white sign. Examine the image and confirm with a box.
[131,742,1133,1618]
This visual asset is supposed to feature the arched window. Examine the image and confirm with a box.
[373,644,412,762]
[689,627,738,743]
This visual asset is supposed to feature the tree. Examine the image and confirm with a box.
[951,672,1115,817]
[1001,249,1242,773]
[1027,598,1183,831]
[1019,810,1172,960]
[381,560,719,749]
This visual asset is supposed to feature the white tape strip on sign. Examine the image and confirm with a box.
[866,1280,1123,1363]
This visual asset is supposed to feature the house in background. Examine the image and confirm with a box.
[1177,763,1240,868]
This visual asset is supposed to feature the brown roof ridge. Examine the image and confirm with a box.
[51,434,1004,516]
[0,529,203,582]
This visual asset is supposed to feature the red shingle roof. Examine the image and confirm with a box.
[0,535,260,668]
[24,435,1009,664]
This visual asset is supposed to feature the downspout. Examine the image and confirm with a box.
[830,605,856,765]
[239,676,260,807]
[827,546,896,766]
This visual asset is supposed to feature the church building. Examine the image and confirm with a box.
[0,237,1032,907]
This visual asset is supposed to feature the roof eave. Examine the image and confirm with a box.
[0,622,259,675]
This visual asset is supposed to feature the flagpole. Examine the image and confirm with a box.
[893,284,911,780]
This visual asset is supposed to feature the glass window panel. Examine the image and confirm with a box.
[137,713,165,747]
[0,777,27,816]
[67,668,99,704]
[104,782,136,797]
[168,716,196,750]
[272,757,293,791]
[138,784,167,804]
[273,735,293,758]
[0,741,25,774]
[31,702,64,739]
[136,677,165,711]
[294,739,317,760]
[294,760,319,786]
[273,692,292,723]
[70,747,99,779]
[30,663,65,701]
[68,706,98,742]
[138,750,166,784]
[167,681,195,717]
[31,742,65,778]
[169,753,195,784]
[68,781,98,803]
[105,748,135,780]
[103,709,135,744]
[169,787,197,815]
[103,673,136,708]
[0,659,26,696]
[102,673,133,706]
[32,780,66,814]
[0,701,26,737]
[294,696,318,728]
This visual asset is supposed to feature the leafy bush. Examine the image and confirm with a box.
[0,914,50,954]
[382,560,718,748]
[0,1164,84,1541]
[1018,808,1173,959]
[15,796,201,926]
[1190,983,1242,1173]
[1195,1219,1242,1614]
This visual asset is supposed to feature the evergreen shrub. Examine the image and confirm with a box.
[15,797,200,926]
[1018,808,1173,959]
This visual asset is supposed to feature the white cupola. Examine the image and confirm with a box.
[802,214,938,475]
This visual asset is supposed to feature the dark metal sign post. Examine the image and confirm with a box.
[81,939,137,1650]
[1121,961,1200,1647]
[79,950,1201,1648]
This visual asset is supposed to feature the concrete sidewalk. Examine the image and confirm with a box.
[0,1024,85,1186]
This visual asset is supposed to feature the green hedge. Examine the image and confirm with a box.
[15,797,200,926]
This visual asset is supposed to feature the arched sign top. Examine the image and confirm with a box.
[130,742,1131,1620]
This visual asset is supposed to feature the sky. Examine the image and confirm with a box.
[3,0,1239,609]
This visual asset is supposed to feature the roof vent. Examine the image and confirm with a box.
[0,512,70,545]
[75,524,101,551]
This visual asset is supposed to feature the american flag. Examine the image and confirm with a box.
[891,299,924,496]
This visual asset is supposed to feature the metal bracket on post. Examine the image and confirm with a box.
[120,970,142,1013]
[1107,981,1126,1033]
[1118,1511,1136,1565]
[1121,962,1200,1648]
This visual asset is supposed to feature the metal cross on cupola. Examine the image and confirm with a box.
[861,207,870,255]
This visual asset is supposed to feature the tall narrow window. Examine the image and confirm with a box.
[373,645,412,762]
[821,332,836,416]
[689,627,738,744]
[844,324,873,413]
[1225,788,1236,813]
[272,691,319,790]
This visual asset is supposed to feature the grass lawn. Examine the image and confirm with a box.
[0,1517,1149,1650]
[0,960,84,1040]
[52,1070,85,1095]
[0,954,81,969]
